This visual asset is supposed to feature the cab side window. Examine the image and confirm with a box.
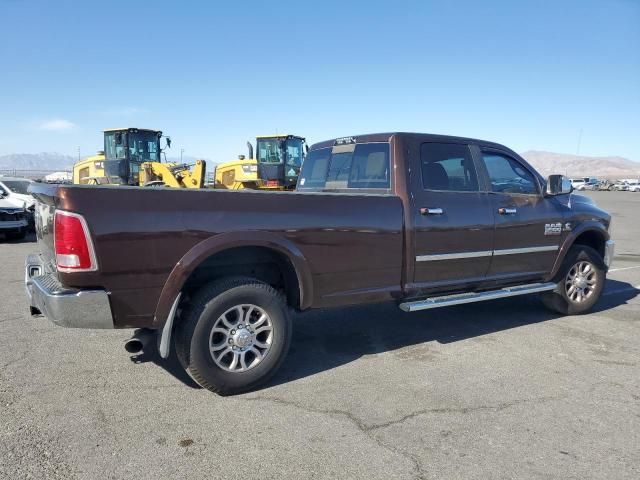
[347,143,390,189]
[298,143,390,190]
[420,143,479,192]
[482,152,538,195]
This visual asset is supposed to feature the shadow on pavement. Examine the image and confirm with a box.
[134,279,638,390]
[130,342,202,390]
[269,278,639,388]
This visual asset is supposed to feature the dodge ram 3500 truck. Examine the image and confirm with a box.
[25,133,614,395]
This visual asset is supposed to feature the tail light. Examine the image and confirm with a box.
[54,210,98,272]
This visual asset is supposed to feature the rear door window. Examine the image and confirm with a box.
[420,143,479,192]
[298,143,390,190]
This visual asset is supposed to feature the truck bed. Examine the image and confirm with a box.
[29,183,404,327]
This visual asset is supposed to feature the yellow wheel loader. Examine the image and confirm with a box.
[214,134,306,190]
[73,128,206,188]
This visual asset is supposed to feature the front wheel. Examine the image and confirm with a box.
[175,277,292,395]
[540,246,605,315]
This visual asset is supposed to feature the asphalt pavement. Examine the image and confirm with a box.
[1,191,639,479]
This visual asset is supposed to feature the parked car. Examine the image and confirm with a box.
[0,176,35,231]
[627,180,640,192]
[576,179,600,191]
[570,178,586,190]
[597,179,615,191]
[612,180,630,191]
[0,192,28,240]
[25,132,614,395]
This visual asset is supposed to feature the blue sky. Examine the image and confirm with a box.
[0,0,638,162]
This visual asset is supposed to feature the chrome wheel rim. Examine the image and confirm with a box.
[565,261,597,303]
[209,304,273,372]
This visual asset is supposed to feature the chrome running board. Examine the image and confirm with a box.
[399,282,556,312]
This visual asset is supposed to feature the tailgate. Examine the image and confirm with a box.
[28,182,59,271]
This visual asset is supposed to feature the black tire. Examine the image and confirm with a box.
[175,277,292,395]
[540,245,606,315]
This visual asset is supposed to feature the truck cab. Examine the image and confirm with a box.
[298,133,612,306]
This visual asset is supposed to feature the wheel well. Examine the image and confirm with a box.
[572,230,605,259]
[182,246,300,308]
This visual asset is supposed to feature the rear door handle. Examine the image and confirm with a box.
[498,207,517,215]
[420,207,444,215]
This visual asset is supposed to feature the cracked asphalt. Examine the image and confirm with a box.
[1,191,639,479]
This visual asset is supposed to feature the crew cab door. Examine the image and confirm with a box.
[411,142,494,290]
[478,148,565,279]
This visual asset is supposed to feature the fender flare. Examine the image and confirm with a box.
[548,221,609,279]
[152,231,314,328]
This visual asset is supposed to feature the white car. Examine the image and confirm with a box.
[612,181,630,191]
[570,178,586,190]
[0,194,28,240]
[0,177,35,209]
[0,177,35,230]
[627,180,640,192]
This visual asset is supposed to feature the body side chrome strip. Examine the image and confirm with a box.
[493,245,558,256]
[416,251,492,262]
[416,245,559,262]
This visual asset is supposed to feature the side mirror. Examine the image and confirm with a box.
[165,136,172,149]
[546,174,573,195]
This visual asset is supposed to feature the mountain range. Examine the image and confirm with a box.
[521,151,639,178]
[0,153,214,173]
[1,150,638,179]
[0,153,75,171]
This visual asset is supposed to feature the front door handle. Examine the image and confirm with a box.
[420,207,444,215]
[498,207,517,215]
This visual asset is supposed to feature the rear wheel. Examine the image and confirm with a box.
[175,277,292,395]
[540,245,605,315]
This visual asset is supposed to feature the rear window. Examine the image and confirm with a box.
[298,143,390,190]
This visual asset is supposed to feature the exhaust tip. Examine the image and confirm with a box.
[124,338,144,354]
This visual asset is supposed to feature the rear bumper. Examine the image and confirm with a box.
[1,219,28,230]
[25,253,113,329]
[604,239,615,269]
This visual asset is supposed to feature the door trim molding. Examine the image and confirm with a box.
[416,250,492,262]
[493,245,558,256]
[416,245,558,262]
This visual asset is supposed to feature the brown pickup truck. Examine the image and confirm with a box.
[25,132,614,395]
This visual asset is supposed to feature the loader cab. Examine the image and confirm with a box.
[103,128,163,185]
[255,135,306,189]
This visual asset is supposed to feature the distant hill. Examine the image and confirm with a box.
[0,153,217,172]
[521,151,639,179]
[0,153,75,171]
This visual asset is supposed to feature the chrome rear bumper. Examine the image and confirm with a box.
[25,253,113,329]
